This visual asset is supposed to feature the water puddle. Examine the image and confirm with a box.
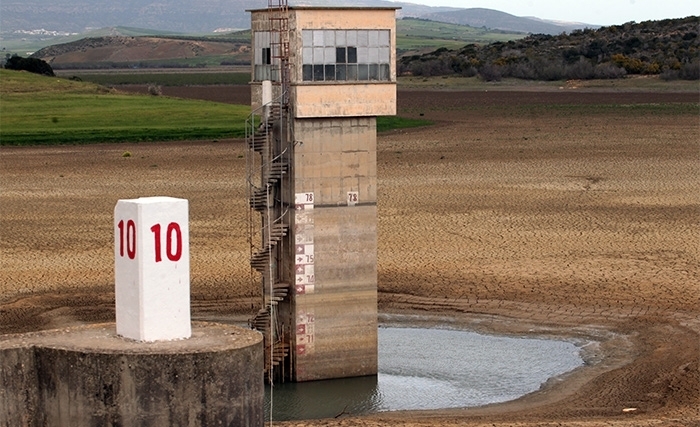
[266,326,584,420]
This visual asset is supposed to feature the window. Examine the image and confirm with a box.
[302,29,391,82]
[253,32,279,81]
[336,47,346,64]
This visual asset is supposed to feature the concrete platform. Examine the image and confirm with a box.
[0,322,263,427]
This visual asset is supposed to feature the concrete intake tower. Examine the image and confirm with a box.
[246,4,398,383]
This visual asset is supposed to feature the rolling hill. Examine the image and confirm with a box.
[422,8,589,35]
[29,20,528,69]
[31,35,251,69]
[1,0,593,39]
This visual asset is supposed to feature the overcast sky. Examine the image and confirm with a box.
[397,0,698,26]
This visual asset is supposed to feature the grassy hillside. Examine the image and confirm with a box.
[396,18,524,54]
[0,69,249,145]
[63,72,251,86]
[421,8,588,35]
[0,69,431,145]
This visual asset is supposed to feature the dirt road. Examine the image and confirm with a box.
[1,88,698,426]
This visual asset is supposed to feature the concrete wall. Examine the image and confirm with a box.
[0,323,263,427]
[293,205,378,381]
[289,117,378,381]
[293,117,377,203]
[0,347,37,426]
[293,84,395,118]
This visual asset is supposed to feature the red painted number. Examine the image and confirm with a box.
[117,219,137,259]
[150,222,183,263]
[119,220,182,263]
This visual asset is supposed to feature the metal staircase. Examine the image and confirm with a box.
[246,0,293,385]
[246,99,292,383]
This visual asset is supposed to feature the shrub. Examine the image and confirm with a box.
[660,69,680,81]
[565,59,595,79]
[506,62,536,80]
[409,59,451,77]
[459,66,478,77]
[611,53,645,74]
[4,55,55,76]
[147,84,163,96]
[679,59,700,80]
[533,60,566,81]
[478,64,502,82]
[594,63,628,79]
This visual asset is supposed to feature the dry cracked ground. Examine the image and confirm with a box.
[1,87,698,426]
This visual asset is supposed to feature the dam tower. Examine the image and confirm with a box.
[246,3,397,382]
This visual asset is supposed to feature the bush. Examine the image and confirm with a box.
[147,84,163,96]
[478,64,502,82]
[532,60,566,81]
[658,62,698,80]
[594,63,628,79]
[459,66,478,77]
[679,60,700,80]
[506,63,536,80]
[4,55,55,76]
[409,59,451,77]
[565,59,595,79]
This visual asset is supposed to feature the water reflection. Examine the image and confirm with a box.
[265,375,379,420]
[265,327,583,420]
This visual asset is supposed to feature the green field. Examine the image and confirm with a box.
[64,72,251,86]
[0,69,249,145]
[0,69,431,145]
[398,74,700,92]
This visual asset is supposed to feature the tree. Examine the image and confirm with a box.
[4,55,55,77]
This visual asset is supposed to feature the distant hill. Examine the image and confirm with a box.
[399,17,700,81]
[396,18,525,55]
[28,20,525,69]
[1,0,255,34]
[1,0,593,38]
[422,8,591,35]
[30,31,251,69]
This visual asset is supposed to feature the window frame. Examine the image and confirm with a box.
[301,29,391,83]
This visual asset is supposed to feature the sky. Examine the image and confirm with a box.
[396,0,698,26]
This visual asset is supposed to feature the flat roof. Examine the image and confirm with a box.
[248,6,401,12]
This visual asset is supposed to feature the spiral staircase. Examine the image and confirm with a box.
[246,99,293,382]
[246,0,294,384]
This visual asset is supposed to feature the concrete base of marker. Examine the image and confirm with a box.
[0,322,263,427]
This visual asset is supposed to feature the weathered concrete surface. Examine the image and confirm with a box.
[0,322,263,427]
[294,205,378,381]
[293,117,377,204]
[289,117,378,382]
[293,84,396,118]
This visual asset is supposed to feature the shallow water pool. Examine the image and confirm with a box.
[265,326,584,420]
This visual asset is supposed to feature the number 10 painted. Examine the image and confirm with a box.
[117,219,182,262]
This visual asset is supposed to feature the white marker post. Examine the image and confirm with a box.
[114,197,191,341]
